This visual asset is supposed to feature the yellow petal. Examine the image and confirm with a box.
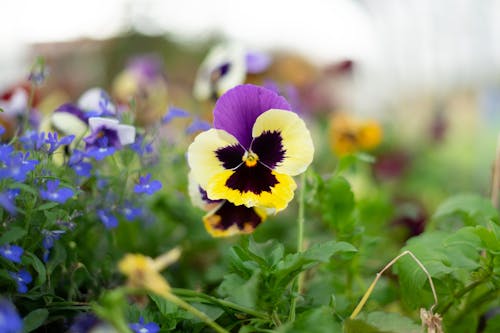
[206,169,296,212]
[252,109,314,176]
[187,129,241,189]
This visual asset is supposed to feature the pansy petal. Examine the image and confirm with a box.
[193,43,246,101]
[203,201,266,237]
[88,117,119,132]
[51,112,88,138]
[206,169,296,212]
[213,84,292,149]
[252,109,314,176]
[188,172,222,211]
[187,129,241,189]
[117,124,136,145]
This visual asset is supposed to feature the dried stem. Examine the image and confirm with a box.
[350,250,438,319]
[490,133,500,209]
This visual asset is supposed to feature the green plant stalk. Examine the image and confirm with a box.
[288,172,307,322]
[172,288,269,320]
[436,273,491,315]
[449,287,500,327]
[158,290,229,333]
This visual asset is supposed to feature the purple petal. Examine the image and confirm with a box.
[213,84,292,148]
[245,51,271,74]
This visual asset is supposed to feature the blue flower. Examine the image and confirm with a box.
[68,313,101,333]
[0,152,39,182]
[41,230,65,262]
[46,132,75,154]
[0,144,14,163]
[186,117,211,135]
[40,180,74,204]
[9,269,32,293]
[0,298,23,333]
[0,125,4,136]
[19,131,45,151]
[134,174,162,195]
[68,150,93,177]
[161,106,190,124]
[129,317,159,333]
[0,192,17,215]
[0,244,23,263]
[97,210,118,229]
[129,135,154,157]
[121,201,142,221]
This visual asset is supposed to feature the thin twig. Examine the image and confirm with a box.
[350,250,438,319]
[490,133,500,209]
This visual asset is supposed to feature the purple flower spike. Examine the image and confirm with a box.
[97,210,118,229]
[9,269,32,293]
[40,180,74,204]
[245,51,271,74]
[161,106,190,124]
[0,244,23,263]
[186,118,211,135]
[0,298,23,333]
[134,174,162,195]
[129,317,160,333]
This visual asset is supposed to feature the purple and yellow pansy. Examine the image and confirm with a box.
[187,84,313,236]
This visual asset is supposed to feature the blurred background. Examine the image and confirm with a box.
[2,0,500,208]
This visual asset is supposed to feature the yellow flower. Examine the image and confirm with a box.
[329,113,382,156]
[118,248,181,297]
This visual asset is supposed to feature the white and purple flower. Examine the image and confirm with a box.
[84,117,135,160]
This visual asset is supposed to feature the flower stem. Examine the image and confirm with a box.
[158,290,229,333]
[172,288,269,320]
[288,172,307,322]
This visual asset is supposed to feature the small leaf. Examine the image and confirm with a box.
[24,252,46,287]
[432,194,499,229]
[218,270,261,308]
[23,308,49,333]
[35,202,59,211]
[0,226,27,245]
[319,176,355,230]
[279,306,342,332]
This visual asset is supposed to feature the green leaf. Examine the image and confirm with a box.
[475,222,500,254]
[35,202,59,211]
[24,252,46,287]
[279,306,342,333]
[344,312,420,333]
[0,226,27,245]
[319,176,355,230]
[275,241,357,284]
[442,227,482,270]
[10,183,39,197]
[432,194,499,229]
[218,270,261,308]
[150,293,179,315]
[23,308,49,333]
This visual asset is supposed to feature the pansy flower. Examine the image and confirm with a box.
[329,112,382,157]
[77,87,116,117]
[188,173,266,237]
[84,117,135,160]
[193,43,271,101]
[187,84,314,212]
